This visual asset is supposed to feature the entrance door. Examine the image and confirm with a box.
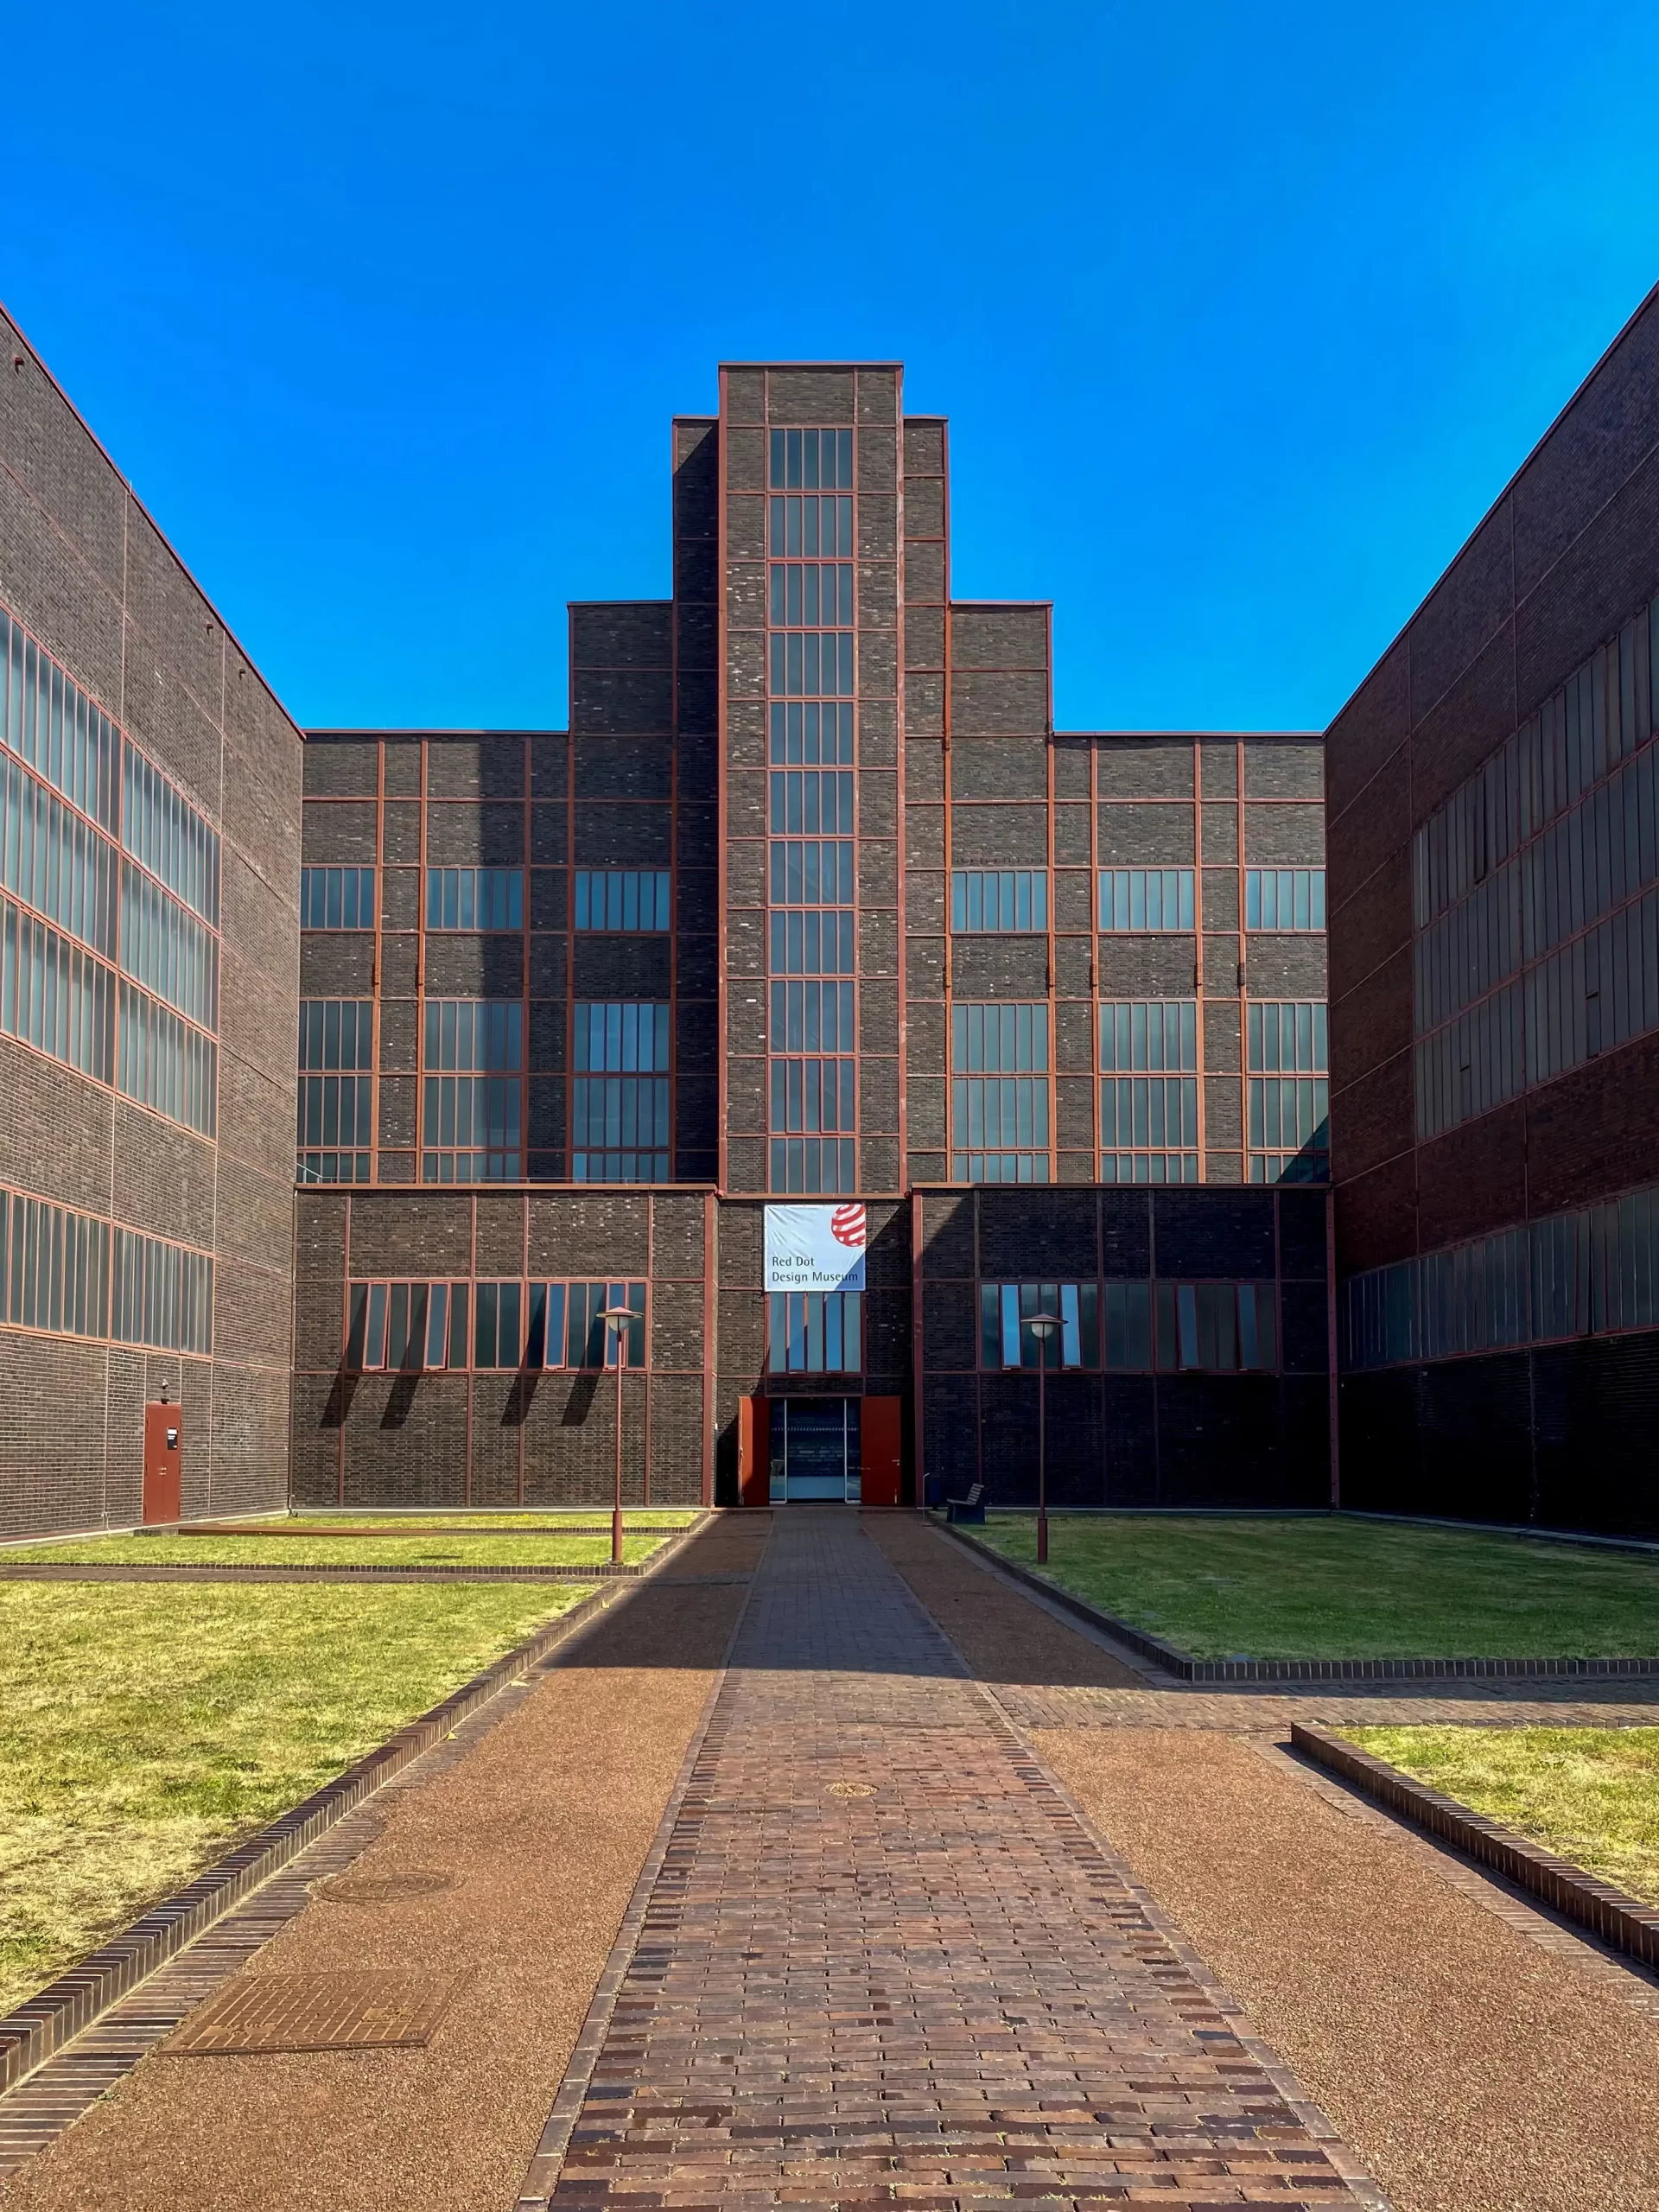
[768,1398,861,1503]
[142,1404,182,1525]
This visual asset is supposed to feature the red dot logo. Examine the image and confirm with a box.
[830,1203,866,1249]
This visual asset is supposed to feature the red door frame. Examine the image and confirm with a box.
[142,1404,182,1525]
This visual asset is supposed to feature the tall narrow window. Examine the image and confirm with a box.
[422,1001,522,1182]
[766,435,857,1196]
[767,1289,862,1372]
[298,998,373,1183]
[572,1001,670,1183]
[1246,1001,1329,1182]
[951,1003,1050,1183]
[1099,999,1198,1181]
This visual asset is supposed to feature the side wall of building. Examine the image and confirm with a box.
[0,307,301,1536]
[1327,282,1659,1532]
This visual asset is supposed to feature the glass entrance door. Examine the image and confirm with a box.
[767,1397,861,1503]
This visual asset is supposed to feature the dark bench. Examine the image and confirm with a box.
[944,1482,985,1526]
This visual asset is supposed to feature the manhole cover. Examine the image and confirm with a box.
[314,1869,454,1907]
[827,1781,876,1799]
[165,1970,465,2054]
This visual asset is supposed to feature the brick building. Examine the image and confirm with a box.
[291,364,1334,1514]
[1,333,1339,1535]
[1329,289,1659,1538]
[0,305,302,1538]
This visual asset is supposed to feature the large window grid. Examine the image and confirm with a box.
[3,896,115,1085]
[981,1282,1096,1369]
[1244,868,1325,931]
[2,756,118,957]
[426,868,521,931]
[571,1000,670,1183]
[0,1180,211,1352]
[1246,1001,1329,1184]
[1100,1077,1198,1183]
[951,1003,1050,1184]
[3,1185,111,1341]
[111,1227,213,1354]
[950,870,1048,932]
[1343,1174,1659,1370]
[423,1001,523,1182]
[1412,597,1659,1139]
[119,862,218,1031]
[1098,998,1198,1184]
[298,999,373,1184]
[769,702,855,765]
[1,603,221,1138]
[976,1278,1274,1371]
[2,608,120,832]
[118,982,217,1137]
[1099,868,1195,931]
[574,871,671,931]
[767,439,859,1199]
[767,1290,861,1372]
[346,1277,645,1372]
[301,867,375,930]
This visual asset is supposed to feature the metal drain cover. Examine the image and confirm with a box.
[314,1869,454,1907]
[827,1781,875,1799]
[165,1970,464,2054]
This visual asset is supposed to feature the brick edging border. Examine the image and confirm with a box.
[1290,1722,1659,1972]
[929,1516,1659,1682]
[0,1512,709,2097]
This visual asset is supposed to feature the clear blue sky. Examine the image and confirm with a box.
[3,1,1657,734]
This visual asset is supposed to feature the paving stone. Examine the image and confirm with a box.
[525,1512,1387,2211]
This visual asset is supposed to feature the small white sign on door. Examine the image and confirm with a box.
[763,1203,868,1294]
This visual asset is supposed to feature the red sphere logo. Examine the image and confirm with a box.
[830,1203,866,1249]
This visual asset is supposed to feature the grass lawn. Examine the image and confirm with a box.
[2,1529,672,1568]
[961,1512,1659,1659]
[1339,1725,1659,1904]
[0,1579,588,2014]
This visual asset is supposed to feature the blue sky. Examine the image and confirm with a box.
[3,0,1657,734]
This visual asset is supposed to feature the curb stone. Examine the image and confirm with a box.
[1291,1721,1659,1974]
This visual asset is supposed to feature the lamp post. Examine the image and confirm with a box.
[1026,1310,1062,1566]
[600,1302,634,1565]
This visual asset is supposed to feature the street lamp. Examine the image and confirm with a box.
[1025,1310,1062,1566]
[600,1302,635,1565]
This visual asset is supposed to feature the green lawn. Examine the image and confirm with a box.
[0,1579,588,2013]
[1340,1725,1659,1904]
[960,1512,1659,1659]
[2,1529,671,1568]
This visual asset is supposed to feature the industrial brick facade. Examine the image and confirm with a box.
[294,361,1332,1511]
[0,305,302,1538]
[1329,284,1659,1535]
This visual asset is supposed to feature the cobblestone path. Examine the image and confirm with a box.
[519,1510,1386,2210]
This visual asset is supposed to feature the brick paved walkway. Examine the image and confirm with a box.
[518,1510,1386,2211]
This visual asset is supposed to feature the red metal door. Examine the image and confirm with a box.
[860,1395,903,1509]
[737,1395,768,1507]
[142,1404,182,1526]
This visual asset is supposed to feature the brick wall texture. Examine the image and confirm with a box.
[0,307,302,1538]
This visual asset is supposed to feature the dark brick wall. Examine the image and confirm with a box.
[292,1188,711,1508]
[1325,283,1659,1529]
[913,1183,1331,1509]
[0,307,300,1537]
[1329,283,1659,1276]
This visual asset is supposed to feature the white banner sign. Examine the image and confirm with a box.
[764,1203,868,1294]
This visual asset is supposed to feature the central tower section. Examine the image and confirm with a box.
[720,365,904,1197]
